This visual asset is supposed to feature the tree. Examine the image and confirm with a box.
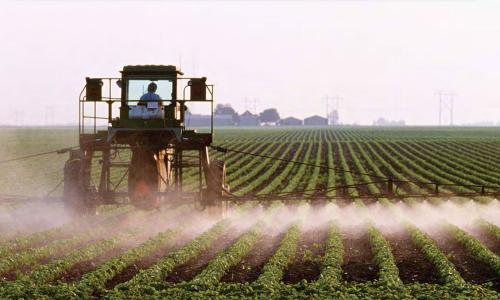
[259,108,280,124]
[215,104,236,115]
[215,104,239,123]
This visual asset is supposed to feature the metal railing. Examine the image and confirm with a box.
[78,77,215,136]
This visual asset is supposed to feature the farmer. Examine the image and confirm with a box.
[139,82,162,108]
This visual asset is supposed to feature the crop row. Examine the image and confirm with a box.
[256,223,300,287]
[448,224,500,275]
[190,202,283,286]
[134,128,500,199]
[316,222,343,285]
[479,220,500,242]
[0,205,132,257]
[1,204,498,298]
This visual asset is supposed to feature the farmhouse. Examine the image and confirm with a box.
[280,117,303,126]
[304,115,328,126]
[185,112,211,127]
[239,111,259,126]
[214,114,235,126]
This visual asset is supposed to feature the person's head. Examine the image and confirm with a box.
[147,82,157,93]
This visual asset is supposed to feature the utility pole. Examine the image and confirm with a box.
[436,91,456,126]
[324,95,341,125]
[244,98,259,115]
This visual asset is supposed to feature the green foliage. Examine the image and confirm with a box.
[317,222,343,285]
[0,206,156,279]
[367,226,403,286]
[111,220,228,296]
[257,142,305,195]
[280,142,313,194]
[190,224,262,286]
[22,234,125,284]
[406,224,465,285]
[0,206,131,259]
[256,224,300,287]
[479,219,500,242]
[1,128,500,298]
[448,223,500,275]
[75,228,179,296]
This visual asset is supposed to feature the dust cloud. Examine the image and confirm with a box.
[0,199,498,252]
[0,201,70,238]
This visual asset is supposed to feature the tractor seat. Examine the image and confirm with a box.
[129,103,164,120]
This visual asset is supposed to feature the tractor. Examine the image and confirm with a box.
[63,65,227,215]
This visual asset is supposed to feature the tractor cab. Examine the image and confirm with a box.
[116,65,183,128]
[64,65,225,216]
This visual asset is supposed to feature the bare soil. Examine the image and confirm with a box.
[104,232,191,289]
[247,143,301,196]
[164,228,241,283]
[367,142,432,193]
[433,232,499,291]
[283,228,327,284]
[57,245,129,283]
[274,143,310,193]
[384,232,440,284]
[331,141,348,198]
[341,232,379,282]
[341,143,370,197]
[220,232,283,283]
[467,227,500,255]
[230,143,284,194]
[311,143,329,198]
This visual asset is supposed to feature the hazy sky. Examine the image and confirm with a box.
[1,0,499,125]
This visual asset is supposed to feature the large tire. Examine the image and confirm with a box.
[209,159,226,197]
[204,159,227,216]
[63,153,95,216]
[128,149,168,210]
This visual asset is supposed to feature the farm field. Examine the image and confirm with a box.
[0,127,499,298]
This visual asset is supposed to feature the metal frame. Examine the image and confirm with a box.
[78,77,215,136]
[75,72,218,209]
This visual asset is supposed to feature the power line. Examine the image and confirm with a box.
[436,91,456,126]
[324,95,341,125]
[244,97,259,115]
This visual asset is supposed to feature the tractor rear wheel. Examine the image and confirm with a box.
[209,159,226,197]
[63,151,95,216]
[204,159,227,216]
[128,148,168,210]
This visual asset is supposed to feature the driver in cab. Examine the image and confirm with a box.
[139,82,162,109]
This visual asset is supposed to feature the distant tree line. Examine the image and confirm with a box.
[214,104,280,124]
[185,103,334,127]
[372,117,406,126]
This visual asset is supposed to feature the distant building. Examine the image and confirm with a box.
[214,114,235,126]
[185,112,211,127]
[280,117,303,126]
[372,117,406,126]
[328,110,339,125]
[239,111,259,126]
[304,115,328,126]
